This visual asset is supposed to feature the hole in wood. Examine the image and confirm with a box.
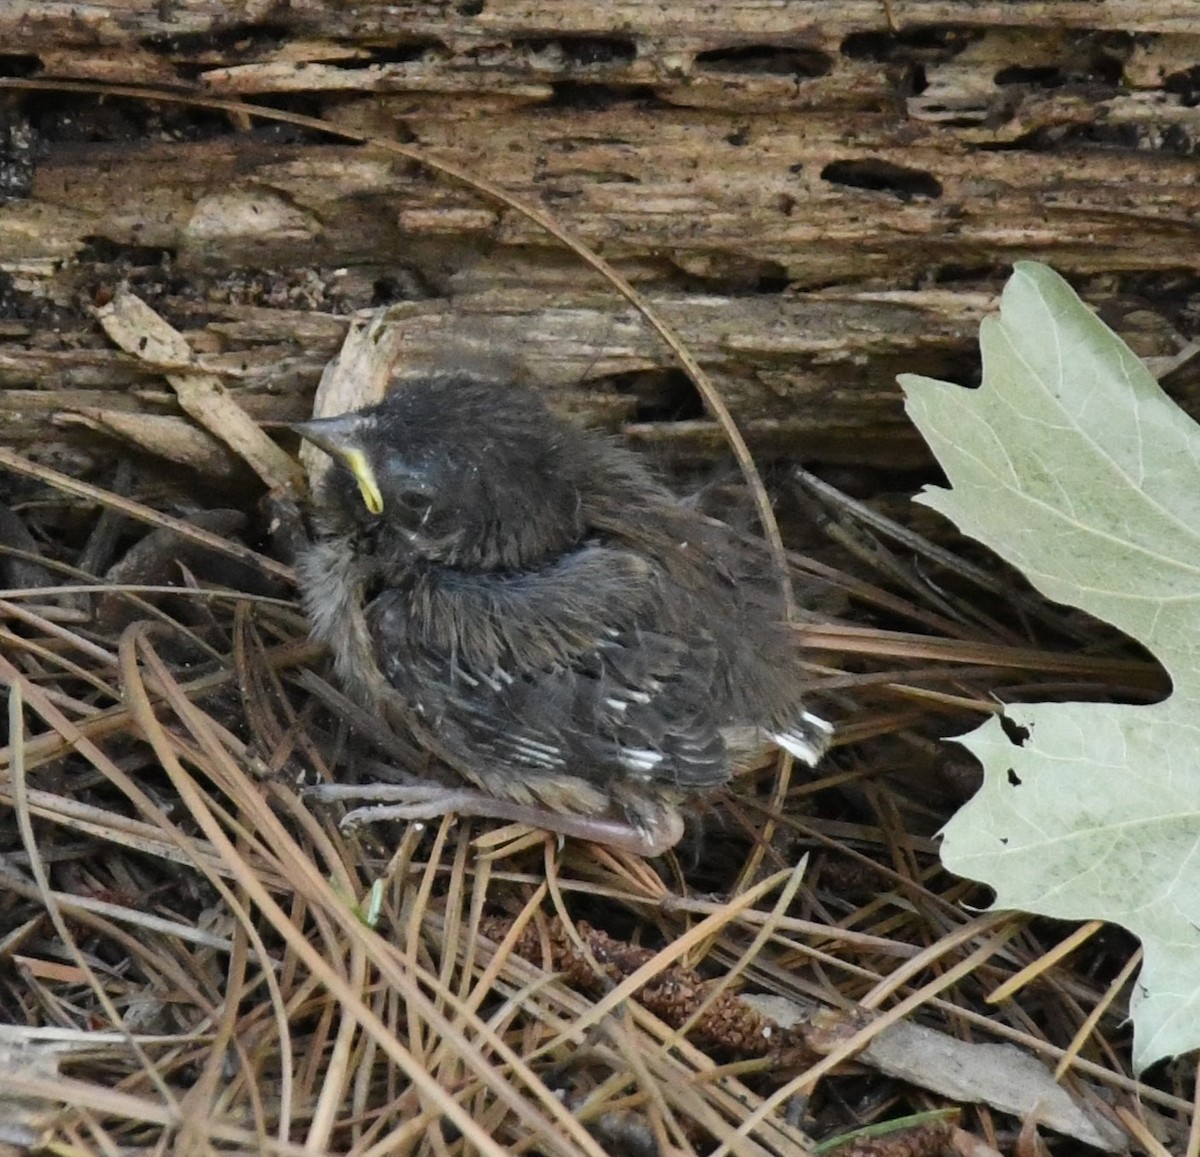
[694,44,831,79]
[840,27,981,63]
[547,82,658,110]
[0,54,41,78]
[820,159,942,201]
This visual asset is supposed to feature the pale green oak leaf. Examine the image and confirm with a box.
[900,262,1200,1073]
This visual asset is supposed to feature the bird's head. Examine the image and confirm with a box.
[292,376,589,570]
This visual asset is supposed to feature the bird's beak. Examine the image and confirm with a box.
[290,415,385,515]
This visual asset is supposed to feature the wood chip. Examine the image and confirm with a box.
[94,288,306,493]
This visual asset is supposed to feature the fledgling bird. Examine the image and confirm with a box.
[293,374,832,855]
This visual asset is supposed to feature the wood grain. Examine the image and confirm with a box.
[1,2,1197,485]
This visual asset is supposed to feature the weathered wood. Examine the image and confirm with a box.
[1,1,1197,483]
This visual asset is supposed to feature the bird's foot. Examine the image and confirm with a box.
[304,782,684,856]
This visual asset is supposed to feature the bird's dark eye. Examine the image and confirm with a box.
[382,455,436,507]
[395,488,433,512]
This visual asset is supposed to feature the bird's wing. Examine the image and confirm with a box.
[366,545,730,790]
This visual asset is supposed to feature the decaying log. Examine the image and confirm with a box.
[1,1,1198,486]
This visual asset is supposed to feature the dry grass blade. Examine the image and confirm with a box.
[0,445,294,584]
[117,626,612,1156]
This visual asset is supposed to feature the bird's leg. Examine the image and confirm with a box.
[304,782,685,856]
